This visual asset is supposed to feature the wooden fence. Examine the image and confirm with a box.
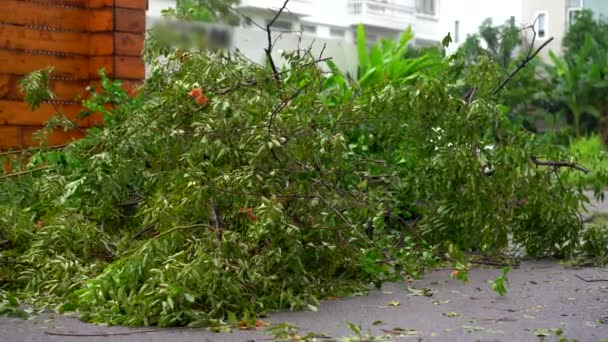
[0,0,147,150]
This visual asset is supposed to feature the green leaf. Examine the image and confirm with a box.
[356,24,370,75]
[7,295,19,307]
[346,322,361,335]
[442,32,452,48]
[227,311,238,325]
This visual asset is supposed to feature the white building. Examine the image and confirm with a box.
[438,1,522,52]
[148,0,177,18]
[237,0,443,46]
[148,1,444,46]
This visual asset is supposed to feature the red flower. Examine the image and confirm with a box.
[239,207,257,221]
[451,270,459,278]
[196,95,209,105]
[189,88,202,98]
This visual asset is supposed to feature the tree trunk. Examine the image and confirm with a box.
[601,109,608,146]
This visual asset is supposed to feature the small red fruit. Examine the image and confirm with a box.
[189,88,202,98]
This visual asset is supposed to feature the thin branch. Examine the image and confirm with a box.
[491,14,545,96]
[267,80,313,135]
[228,7,266,31]
[575,274,608,282]
[265,0,290,79]
[131,225,155,240]
[493,37,554,96]
[0,166,50,180]
[530,155,589,174]
[215,57,332,95]
[319,43,327,61]
[0,144,68,157]
[44,328,195,337]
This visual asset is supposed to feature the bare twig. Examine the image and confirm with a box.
[493,37,553,96]
[575,274,608,282]
[530,155,589,174]
[491,14,549,95]
[44,328,195,337]
[267,80,313,135]
[265,0,290,79]
[319,42,327,61]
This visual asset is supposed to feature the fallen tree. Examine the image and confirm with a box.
[0,25,606,327]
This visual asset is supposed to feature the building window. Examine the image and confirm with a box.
[417,0,436,16]
[454,20,460,43]
[568,8,581,27]
[302,24,316,35]
[266,20,292,32]
[534,12,548,39]
[366,32,377,44]
[350,3,362,15]
[330,27,345,38]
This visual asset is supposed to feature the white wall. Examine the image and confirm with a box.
[145,18,358,76]
[148,0,177,18]
[440,0,522,51]
[232,27,358,75]
[521,0,566,58]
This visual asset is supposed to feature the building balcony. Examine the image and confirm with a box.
[237,0,315,17]
[347,0,417,30]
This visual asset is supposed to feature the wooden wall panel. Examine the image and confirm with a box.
[0,101,86,126]
[0,51,91,78]
[0,26,91,55]
[14,0,88,7]
[20,126,85,146]
[0,0,147,151]
[0,1,91,31]
[0,75,88,101]
[115,8,147,33]
[0,126,21,149]
[115,33,145,56]
[88,0,148,9]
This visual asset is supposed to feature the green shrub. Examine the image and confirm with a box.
[567,135,608,187]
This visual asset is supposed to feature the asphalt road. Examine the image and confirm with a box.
[1,192,607,342]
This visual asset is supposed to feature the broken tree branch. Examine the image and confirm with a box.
[493,37,554,96]
[265,0,290,79]
[0,166,50,181]
[530,155,589,174]
[575,274,608,282]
